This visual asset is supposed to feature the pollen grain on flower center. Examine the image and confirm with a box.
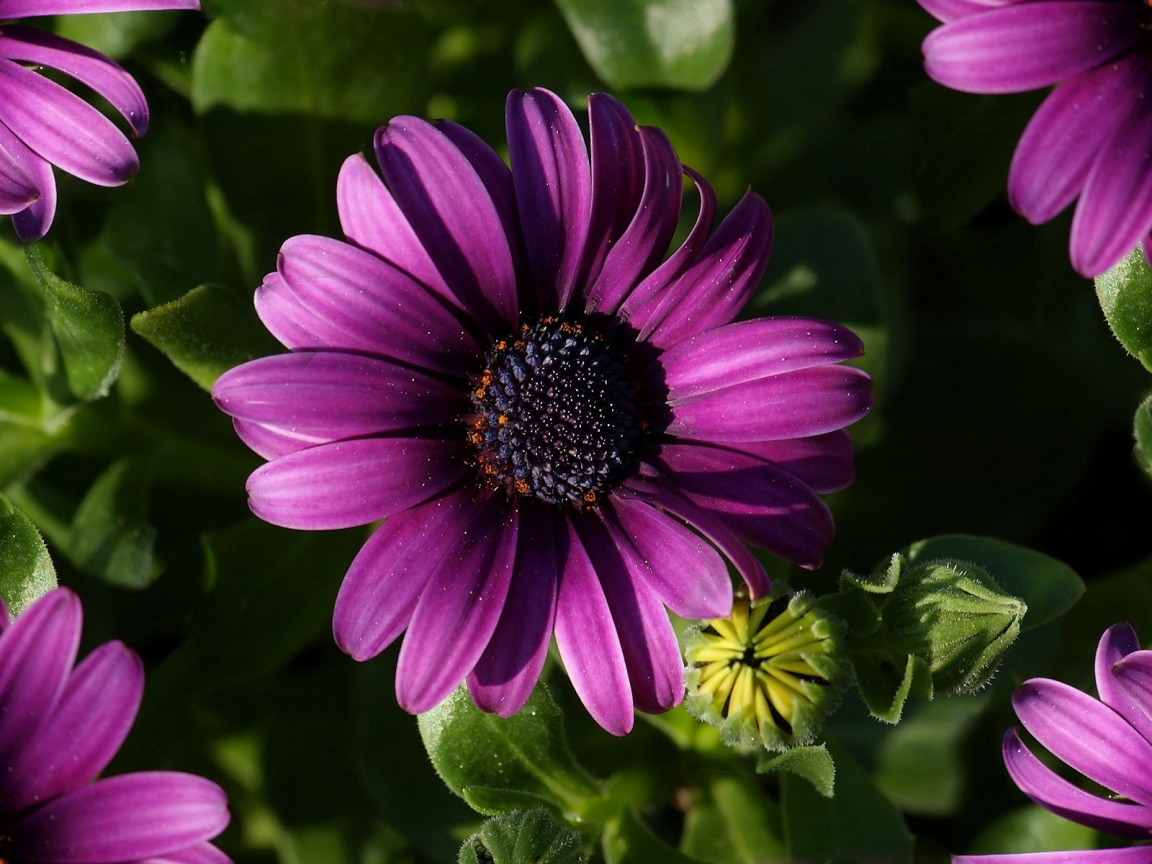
[467,315,648,509]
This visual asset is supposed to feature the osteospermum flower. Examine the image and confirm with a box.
[0,588,231,864]
[212,88,872,735]
[918,0,1152,276]
[0,0,199,240]
[954,623,1152,864]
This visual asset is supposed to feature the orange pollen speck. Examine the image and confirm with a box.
[484,463,498,475]
[474,387,486,399]
[515,479,530,494]
[583,490,597,503]
[498,415,508,425]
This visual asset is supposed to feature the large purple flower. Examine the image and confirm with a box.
[0,0,199,240]
[918,0,1152,276]
[212,88,872,735]
[0,588,231,864]
[955,623,1152,864]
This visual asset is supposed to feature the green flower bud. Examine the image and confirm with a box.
[684,592,848,751]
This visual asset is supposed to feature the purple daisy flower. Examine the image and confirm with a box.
[0,587,231,864]
[212,88,872,735]
[0,0,199,240]
[918,0,1152,276]
[954,623,1152,864]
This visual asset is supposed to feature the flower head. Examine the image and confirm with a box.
[0,0,199,240]
[0,587,231,864]
[918,0,1152,276]
[684,591,847,750]
[212,88,872,735]
[954,623,1152,864]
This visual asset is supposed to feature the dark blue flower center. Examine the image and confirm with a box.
[468,316,647,509]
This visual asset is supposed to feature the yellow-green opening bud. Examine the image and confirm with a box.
[684,592,847,751]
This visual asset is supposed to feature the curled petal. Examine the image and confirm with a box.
[1095,622,1142,716]
[1111,649,1152,743]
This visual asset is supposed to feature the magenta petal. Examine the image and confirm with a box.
[0,58,138,186]
[468,501,561,717]
[6,772,228,864]
[140,842,232,864]
[654,442,834,568]
[1070,60,1152,276]
[0,641,143,814]
[231,417,316,461]
[1111,650,1152,742]
[1095,622,1142,714]
[506,88,592,310]
[1002,728,1152,837]
[395,495,518,714]
[0,142,38,215]
[601,496,733,619]
[1013,678,1152,806]
[264,236,480,372]
[11,141,57,241]
[246,437,467,530]
[668,365,873,443]
[0,0,199,12]
[0,28,149,136]
[729,432,856,494]
[918,0,1007,23]
[575,513,684,714]
[213,352,463,442]
[0,589,80,765]
[333,488,473,661]
[922,2,1147,94]
[1008,54,1145,225]
[335,153,450,296]
[553,516,634,735]
[644,191,774,348]
[374,117,518,330]
[584,125,682,315]
[953,850,1152,864]
[662,317,865,399]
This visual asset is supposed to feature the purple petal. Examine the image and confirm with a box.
[600,496,733,619]
[953,850,1152,864]
[584,125,682,315]
[661,317,865,400]
[395,495,518,714]
[333,488,473,661]
[619,167,717,328]
[922,2,1147,94]
[575,513,684,714]
[7,772,228,864]
[581,93,645,292]
[643,191,774,349]
[138,842,232,864]
[667,365,873,443]
[468,501,561,717]
[246,437,467,530]
[1111,650,1152,743]
[1095,622,1142,714]
[1013,678,1152,806]
[653,442,834,569]
[728,431,856,494]
[0,57,138,186]
[0,27,148,137]
[374,117,518,331]
[10,136,56,242]
[1002,727,1152,837]
[261,237,481,373]
[1007,53,1146,225]
[231,417,313,461]
[0,0,199,12]
[0,119,41,214]
[0,588,80,767]
[0,641,143,814]
[213,352,464,443]
[1070,57,1152,276]
[335,153,449,296]
[918,0,1001,23]
[553,515,633,735]
[506,88,592,310]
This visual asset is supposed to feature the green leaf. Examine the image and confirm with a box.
[191,0,431,123]
[25,246,125,402]
[902,535,1084,630]
[131,284,281,391]
[459,809,587,864]
[1135,395,1152,480]
[463,788,562,818]
[0,493,56,616]
[780,750,912,864]
[1094,244,1152,372]
[757,745,836,798]
[69,458,158,589]
[603,809,709,864]
[554,0,733,91]
[418,685,602,819]
[680,772,786,864]
[969,805,1097,855]
[852,651,932,725]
